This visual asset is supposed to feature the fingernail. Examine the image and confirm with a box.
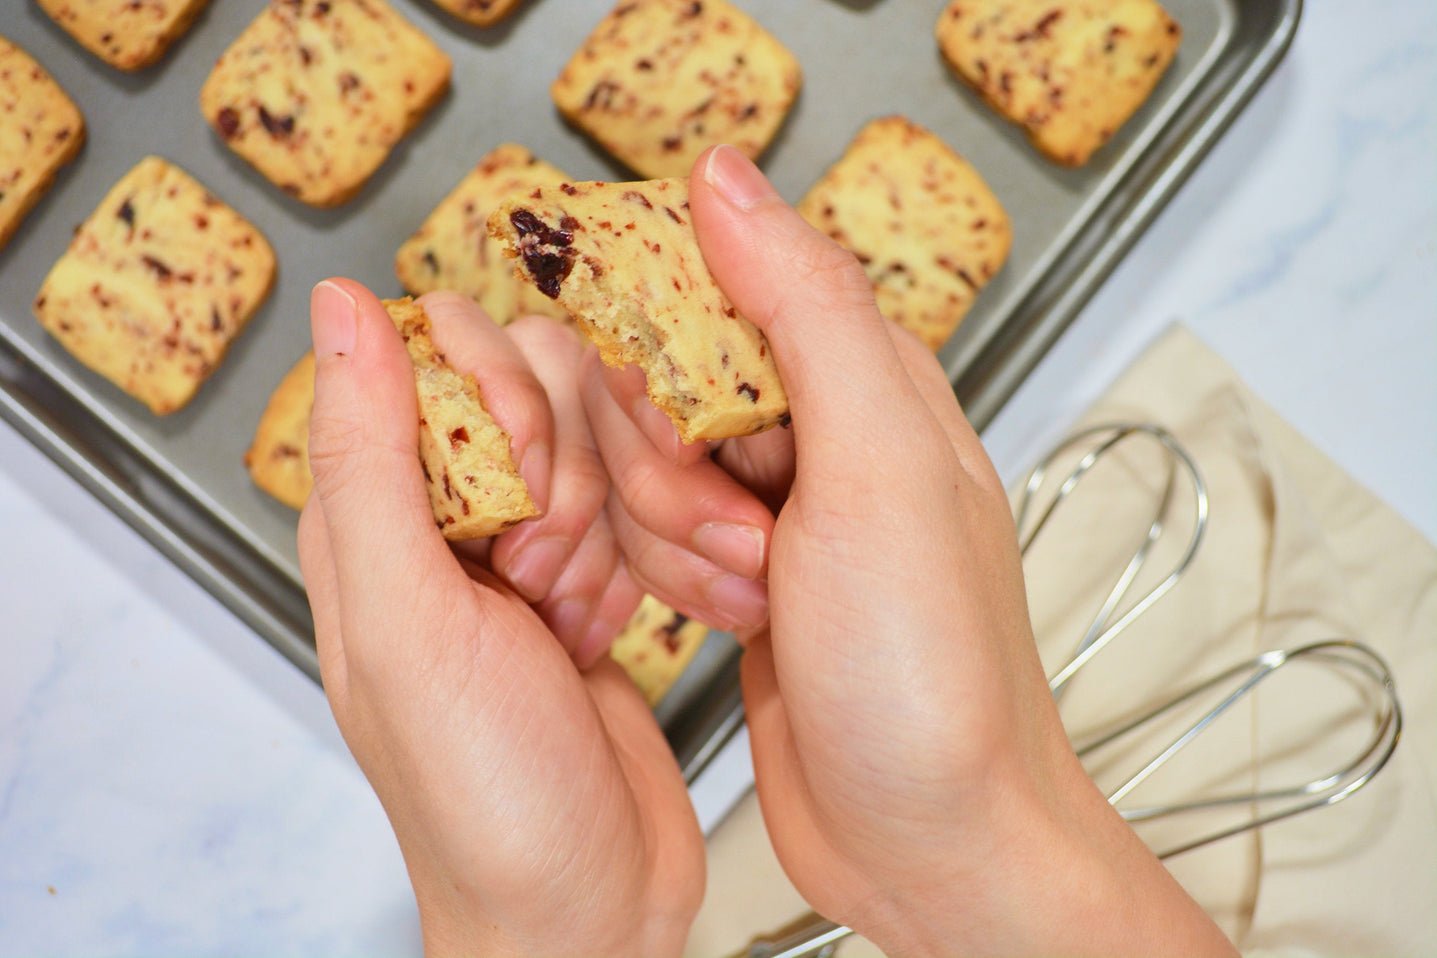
[311,280,357,358]
[694,522,766,579]
[550,597,591,644]
[505,536,569,603]
[706,574,769,629]
[517,441,552,516]
[702,144,780,212]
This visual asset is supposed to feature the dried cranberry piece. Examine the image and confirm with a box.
[258,105,295,137]
[510,210,577,299]
[215,107,241,139]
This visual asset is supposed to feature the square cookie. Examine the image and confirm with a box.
[384,297,540,540]
[0,36,86,253]
[488,177,789,443]
[610,595,710,706]
[33,156,276,415]
[551,0,802,178]
[200,0,451,207]
[935,0,1181,166]
[395,143,572,326]
[796,116,1012,352]
[245,351,316,511]
[427,0,525,28]
[36,0,211,71]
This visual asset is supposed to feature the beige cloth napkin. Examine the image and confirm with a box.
[686,325,1437,957]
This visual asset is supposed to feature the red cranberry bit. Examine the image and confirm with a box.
[141,255,174,280]
[258,105,295,137]
[215,107,241,139]
[510,210,577,299]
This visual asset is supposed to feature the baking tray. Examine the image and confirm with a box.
[0,0,1299,780]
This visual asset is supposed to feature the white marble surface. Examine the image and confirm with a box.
[2,0,1433,952]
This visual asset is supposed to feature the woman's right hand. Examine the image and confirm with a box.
[584,145,1238,957]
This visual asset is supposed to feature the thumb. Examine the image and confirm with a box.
[689,145,932,456]
[306,279,456,636]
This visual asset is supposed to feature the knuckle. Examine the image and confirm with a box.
[616,456,670,523]
[784,234,875,306]
[549,455,610,531]
[760,232,881,336]
[306,409,370,493]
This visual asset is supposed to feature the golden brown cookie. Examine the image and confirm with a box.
[384,297,540,540]
[394,143,571,325]
[609,594,710,706]
[36,0,211,71]
[488,178,789,443]
[935,0,1181,166]
[245,351,315,511]
[797,116,1012,351]
[199,0,451,207]
[0,36,85,253]
[33,156,276,415]
[551,0,802,178]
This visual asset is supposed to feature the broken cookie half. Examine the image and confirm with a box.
[487,177,788,444]
[384,297,540,540]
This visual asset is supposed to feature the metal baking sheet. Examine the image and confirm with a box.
[0,0,1299,779]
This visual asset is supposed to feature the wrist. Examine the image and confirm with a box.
[857,758,1237,958]
[412,876,693,958]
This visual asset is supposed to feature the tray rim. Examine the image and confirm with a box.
[0,0,1302,783]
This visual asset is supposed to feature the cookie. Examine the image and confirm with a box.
[394,143,572,325]
[199,0,452,207]
[0,36,86,253]
[551,0,802,178]
[488,177,789,443]
[36,0,210,71]
[796,116,1012,351]
[426,0,525,27]
[245,351,316,511]
[609,594,710,706]
[384,297,540,540]
[935,0,1181,166]
[32,156,276,415]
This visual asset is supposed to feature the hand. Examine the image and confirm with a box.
[422,292,644,665]
[298,280,704,957]
[586,146,1237,957]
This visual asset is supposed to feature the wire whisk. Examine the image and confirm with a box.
[735,422,1402,958]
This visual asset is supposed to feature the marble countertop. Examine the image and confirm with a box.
[2,1,1433,952]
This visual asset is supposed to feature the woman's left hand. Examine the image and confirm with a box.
[298,280,705,957]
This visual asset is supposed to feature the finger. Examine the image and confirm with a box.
[609,490,769,633]
[305,279,459,647]
[574,562,644,670]
[583,352,774,581]
[593,355,708,467]
[417,290,555,518]
[713,424,796,514]
[533,512,626,659]
[690,145,938,458]
[297,494,347,714]
[490,317,609,603]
